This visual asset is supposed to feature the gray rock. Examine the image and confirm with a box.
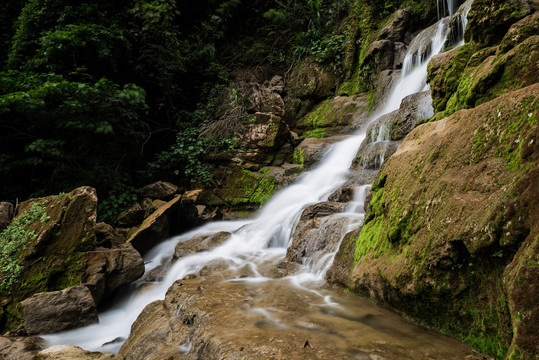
[300,202,347,220]
[328,187,354,203]
[139,181,179,200]
[286,213,348,264]
[354,140,401,170]
[21,286,98,335]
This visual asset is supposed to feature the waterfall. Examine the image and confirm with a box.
[437,0,456,19]
[42,1,473,354]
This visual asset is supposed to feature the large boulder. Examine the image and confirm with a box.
[465,0,532,47]
[0,187,97,333]
[0,202,13,231]
[285,202,348,264]
[287,59,336,100]
[21,286,98,335]
[81,241,144,304]
[115,202,144,228]
[429,11,539,115]
[294,95,369,139]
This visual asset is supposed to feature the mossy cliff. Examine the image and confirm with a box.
[428,2,537,117]
[330,83,538,359]
[329,2,538,359]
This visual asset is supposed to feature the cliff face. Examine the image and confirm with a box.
[330,2,538,359]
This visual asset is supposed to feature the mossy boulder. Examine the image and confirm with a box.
[465,0,532,47]
[287,59,336,100]
[294,95,369,139]
[198,166,278,214]
[428,12,539,116]
[329,84,539,359]
[0,187,97,332]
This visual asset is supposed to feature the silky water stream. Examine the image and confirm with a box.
[44,2,478,358]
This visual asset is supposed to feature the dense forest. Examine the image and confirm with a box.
[0,0,363,221]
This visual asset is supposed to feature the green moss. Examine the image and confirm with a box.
[302,128,326,139]
[0,202,49,294]
[292,148,305,170]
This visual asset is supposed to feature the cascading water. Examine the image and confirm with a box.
[43,1,473,355]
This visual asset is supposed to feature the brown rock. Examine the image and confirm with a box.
[287,59,336,100]
[139,181,179,200]
[127,195,198,254]
[0,335,44,360]
[35,345,124,360]
[328,187,354,203]
[116,202,144,228]
[173,232,231,259]
[81,243,144,304]
[21,286,98,335]
[95,222,125,248]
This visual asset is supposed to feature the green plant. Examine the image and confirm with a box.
[97,181,138,224]
[0,202,49,293]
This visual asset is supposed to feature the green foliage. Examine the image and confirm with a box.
[0,70,149,199]
[149,127,214,185]
[0,203,49,293]
[97,181,139,224]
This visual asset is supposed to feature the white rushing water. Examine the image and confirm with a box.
[43,0,471,353]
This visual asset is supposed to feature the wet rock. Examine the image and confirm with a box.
[174,232,231,259]
[354,141,400,170]
[139,181,179,200]
[294,135,347,169]
[300,202,347,220]
[115,202,144,228]
[0,335,44,360]
[328,187,354,203]
[407,18,450,65]
[120,275,476,359]
[21,286,98,335]
[81,242,145,304]
[363,91,433,145]
[35,345,123,359]
[0,201,13,231]
[286,215,348,264]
